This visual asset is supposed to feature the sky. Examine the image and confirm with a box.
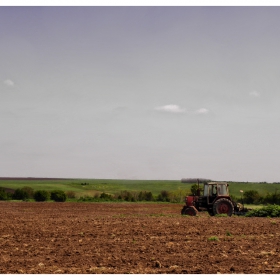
[1,5,280,182]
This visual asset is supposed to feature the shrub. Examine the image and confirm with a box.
[21,187,34,199]
[66,191,76,199]
[169,189,185,203]
[262,191,280,205]
[126,193,134,201]
[0,187,9,200]
[77,193,115,202]
[138,191,145,201]
[50,190,66,202]
[12,188,30,200]
[34,190,50,202]
[145,191,154,201]
[77,195,94,202]
[208,236,219,241]
[100,192,113,201]
[116,190,138,202]
[246,205,280,217]
[243,190,261,204]
[190,184,201,195]
[157,190,170,202]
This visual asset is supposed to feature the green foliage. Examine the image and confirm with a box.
[157,190,170,202]
[66,191,76,199]
[137,191,145,201]
[0,179,184,197]
[21,187,34,198]
[118,190,135,201]
[115,190,154,202]
[144,191,153,201]
[34,190,50,202]
[262,190,280,205]
[168,188,185,203]
[100,192,114,201]
[2,178,280,205]
[215,214,228,217]
[243,190,261,204]
[0,187,10,200]
[190,184,202,195]
[12,187,34,200]
[240,189,280,205]
[246,205,280,217]
[50,190,66,202]
[12,188,28,200]
[208,236,219,241]
[77,192,114,202]
[77,195,96,202]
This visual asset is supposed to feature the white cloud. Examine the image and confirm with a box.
[155,104,186,113]
[4,79,15,87]
[195,108,209,114]
[249,90,260,97]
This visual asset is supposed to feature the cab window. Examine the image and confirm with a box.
[217,184,228,195]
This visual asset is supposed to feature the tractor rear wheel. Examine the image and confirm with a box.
[213,198,234,216]
[181,206,197,216]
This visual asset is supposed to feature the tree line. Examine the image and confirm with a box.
[239,189,280,205]
[1,186,280,205]
[0,187,66,202]
[0,187,187,203]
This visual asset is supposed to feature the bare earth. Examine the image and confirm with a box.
[0,202,280,274]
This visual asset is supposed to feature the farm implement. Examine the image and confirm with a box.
[181,180,250,216]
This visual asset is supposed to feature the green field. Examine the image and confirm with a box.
[1,178,280,200]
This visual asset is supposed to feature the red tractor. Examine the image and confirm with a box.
[181,181,247,216]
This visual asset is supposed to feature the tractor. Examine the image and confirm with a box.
[181,180,249,216]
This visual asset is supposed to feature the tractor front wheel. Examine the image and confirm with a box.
[181,206,197,216]
[213,198,234,216]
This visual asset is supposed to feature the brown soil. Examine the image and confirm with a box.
[0,202,280,274]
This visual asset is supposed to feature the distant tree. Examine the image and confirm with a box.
[262,190,280,205]
[50,190,66,202]
[138,191,145,201]
[21,187,34,199]
[99,192,113,201]
[169,189,185,203]
[117,190,134,201]
[189,184,203,196]
[145,191,154,201]
[66,191,76,199]
[12,188,30,200]
[34,190,50,202]
[157,190,170,202]
[243,190,261,204]
[0,187,9,200]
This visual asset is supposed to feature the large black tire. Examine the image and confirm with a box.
[213,198,234,216]
[181,206,197,216]
[181,206,187,215]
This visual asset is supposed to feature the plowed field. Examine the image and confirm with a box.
[1,202,280,274]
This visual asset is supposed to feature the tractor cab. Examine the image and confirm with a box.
[203,182,229,203]
[203,182,229,196]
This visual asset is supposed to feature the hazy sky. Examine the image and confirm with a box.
[1,6,280,182]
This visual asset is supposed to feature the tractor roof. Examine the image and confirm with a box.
[206,182,228,185]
